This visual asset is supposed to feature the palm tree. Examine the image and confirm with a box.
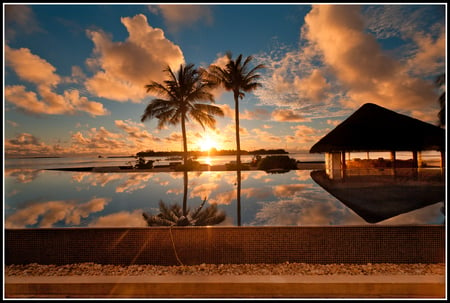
[204,52,266,169]
[142,198,226,226]
[142,63,225,171]
[204,53,265,226]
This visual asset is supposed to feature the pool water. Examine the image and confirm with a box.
[4,167,445,228]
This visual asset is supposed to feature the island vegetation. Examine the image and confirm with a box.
[135,148,288,158]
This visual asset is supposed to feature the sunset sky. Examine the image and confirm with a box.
[3,3,446,157]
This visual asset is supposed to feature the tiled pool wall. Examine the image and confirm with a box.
[5,226,445,265]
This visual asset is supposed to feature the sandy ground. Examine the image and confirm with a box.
[5,262,445,277]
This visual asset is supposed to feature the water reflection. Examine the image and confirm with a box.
[4,168,445,228]
[142,171,227,226]
[142,198,226,226]
[310,169,445,223]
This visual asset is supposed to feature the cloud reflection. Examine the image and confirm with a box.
[88,209,147,227]
[251,195,366,226]
[5,197,111,228]
[4,168,41,183]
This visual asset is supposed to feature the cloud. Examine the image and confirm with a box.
[406,30,446,76]
[115,119,160,141]
[4,133,55,157]
[5,45,60,86]
[149,4,213,33]
[303,5,443,120]
[84,14,185,102]
[254,5,444,124]
[241,108,271,120]
[293,69,331,102]
[5,45,109,116]
[250,128,282,144]
[216,104,234,119]
[271,109,308,122]
[4,4,44,41]
[291,125,326,145]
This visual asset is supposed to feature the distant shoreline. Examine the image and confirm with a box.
[46,161,325,173]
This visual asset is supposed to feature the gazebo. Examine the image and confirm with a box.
[310,103,445,180]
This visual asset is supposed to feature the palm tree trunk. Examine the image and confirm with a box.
[181,116,188,215]
[234,91,241,169]
[234,91,242,226]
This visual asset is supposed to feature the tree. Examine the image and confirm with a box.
[141,63,225,171]
[142,198,226,226]
[204,52,266,169]
[204,53,265,226]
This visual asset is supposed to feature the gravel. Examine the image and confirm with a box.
[5,262,445,277]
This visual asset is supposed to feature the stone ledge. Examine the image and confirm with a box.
[5,275,446,298]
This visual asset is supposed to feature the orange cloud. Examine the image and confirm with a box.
[150,5,213,33]
[303,5,443,118]
[241,108,271,120]
[5,45,60,86]
[4,133,55,157]
[5,45,109,116]
[85,14,185,102]
[293,69,330,103]
[272,109,307,122]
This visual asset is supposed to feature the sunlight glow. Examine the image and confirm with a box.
[204,156,212,166]
[197,135,219,152]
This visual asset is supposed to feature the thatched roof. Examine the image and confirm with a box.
[310,103,445,153]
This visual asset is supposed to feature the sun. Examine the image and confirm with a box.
[198,135,219,152]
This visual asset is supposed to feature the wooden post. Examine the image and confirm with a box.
[412,151,419,179]
[341,151,346,179]
[390,151,396,177]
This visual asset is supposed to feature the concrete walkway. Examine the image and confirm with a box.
[5,274,445,299]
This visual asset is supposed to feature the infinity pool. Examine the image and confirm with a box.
[4,167,445,228]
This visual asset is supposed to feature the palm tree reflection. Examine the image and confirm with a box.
[236,170,241,226]
[142,198,226,226]
[142,172,226,226]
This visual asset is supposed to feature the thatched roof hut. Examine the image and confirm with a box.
[310,103,445,153]
[309,103,445,179]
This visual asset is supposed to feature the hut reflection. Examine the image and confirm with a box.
[310,169,444,223]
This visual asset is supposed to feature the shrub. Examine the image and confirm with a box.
[257,155,297,171]
[134,156,154,169]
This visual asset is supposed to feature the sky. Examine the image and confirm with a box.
[3,3,447,158]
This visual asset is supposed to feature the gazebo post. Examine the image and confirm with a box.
[341,151,346,179]
[390,151,396,177]
[412,151,419,179]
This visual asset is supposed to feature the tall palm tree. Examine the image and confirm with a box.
[204,52,266,169]
[204,53,265,226]
[142,63,224,215]
[142,63,225,170]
